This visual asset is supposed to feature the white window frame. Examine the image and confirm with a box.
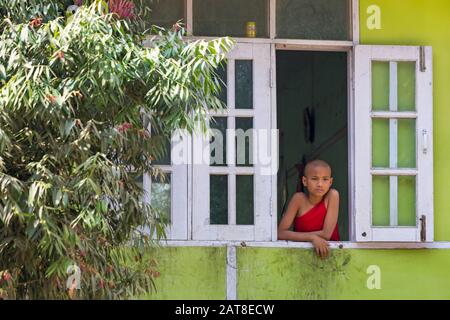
[192,43,272,241]
[354,45,434,242]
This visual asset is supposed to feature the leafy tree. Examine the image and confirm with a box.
[0,0,232,299]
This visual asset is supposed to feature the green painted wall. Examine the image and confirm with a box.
[142,247,450,299]
[238,247,450,299]
[141,2,450,301]
[359,0,450,240]
[142,247,227,299]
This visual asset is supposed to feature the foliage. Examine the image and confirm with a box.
[0,0,63,24]
[0,0,233,299]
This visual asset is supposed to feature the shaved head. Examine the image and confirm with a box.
[304,159,332,177]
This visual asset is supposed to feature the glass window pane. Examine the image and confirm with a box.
[193,0,268,37]
[372,119,416,168]
[372,119,389,167]
[372,175,390,226]
[151,127,171,165]
[372,61,390,111]
[397,62,416,111]
[210,117,227,166]
[151,174,171,223]
[276,0,350,40]
[142,0,185,30]
[136,175,144,195]
[235,60,253,109]
[236,175,254,225]
[398,176,416,226]
[398,119,416,168]
[216,62,227,105]
[210,175,228,224]
[236,118,253,166]
[136,174,146,208]
[372,175,416,227]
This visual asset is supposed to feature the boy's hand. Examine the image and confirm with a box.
[311,234,329,259]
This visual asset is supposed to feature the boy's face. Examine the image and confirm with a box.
[302,165,333,197]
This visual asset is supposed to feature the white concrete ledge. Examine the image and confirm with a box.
[158,240,450,249]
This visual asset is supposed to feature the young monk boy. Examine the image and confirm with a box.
[278,159,340,259]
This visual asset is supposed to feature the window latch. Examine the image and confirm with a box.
[420,215,426,242]
[269,196,273,216]
[269,68,274,88]
[422,130,428,154]
[420,46,426,72]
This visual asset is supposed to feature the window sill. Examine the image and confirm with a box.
[160,240,450,249]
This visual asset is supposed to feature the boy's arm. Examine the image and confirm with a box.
[311,189,340,240]
[277,193,330,258]
[278,193,310,241]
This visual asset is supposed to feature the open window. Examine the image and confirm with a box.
[354,45,433,242]
[142,1,435,244]
[276,50,349,240]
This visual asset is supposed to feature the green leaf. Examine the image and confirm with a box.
[62,192,69,208]
[20,25,29,42]
[0,64,6,80]
[62,120,76,138]
[28,182,38,206]
[52,188,62,206]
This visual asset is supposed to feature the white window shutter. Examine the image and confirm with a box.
[192,43,272,241]
[354,45,433,242]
